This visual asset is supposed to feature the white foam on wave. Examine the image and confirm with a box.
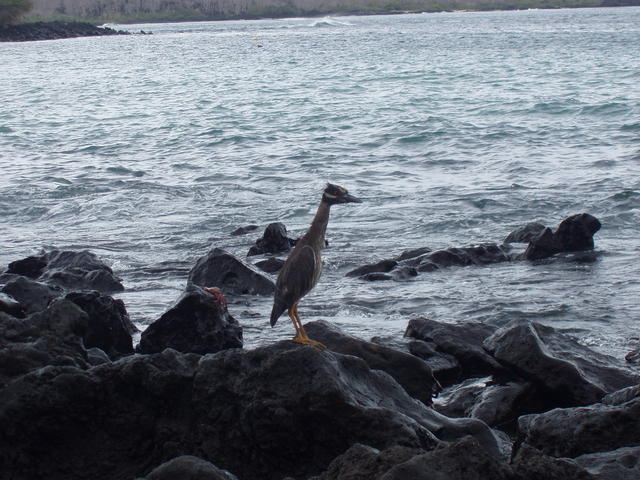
[308,17,354,28]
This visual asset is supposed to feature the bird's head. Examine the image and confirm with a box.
[322,183,362,205]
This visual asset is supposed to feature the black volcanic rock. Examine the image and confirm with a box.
[66,291,137,359]
[512,443,595,480]
[517,393,640,458]
[523,213,601,261]
[1,275,63,314]
[395,247,432,262]
[0,342,503,480]
[313,436,594,480]
[0,292,25,318]
[371,335,462,384]
[0,299,89,387]
[504,222,547,243]
[231,224,259,236]
[346,214,601,281]
[405,318,506,379]
[575,446,640,480]
[305,320,441,404]
[188,248,275,295]
[308,443,425,480]
[247,222,296,256]
[434,376,536,430]
[254,257,285,273]
[5,249,124,294]
[6,255,47,278]
[484,320,639,407]
[137,285,242,355]
[626,347,640,364]
[144,456,239,480]
[346,259,398,277]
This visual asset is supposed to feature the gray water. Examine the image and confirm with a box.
[2,8,639,357]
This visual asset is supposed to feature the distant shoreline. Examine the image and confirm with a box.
[19,3,640,27]
[3,3,638,41]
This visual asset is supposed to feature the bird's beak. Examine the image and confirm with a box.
[344,193,362,203]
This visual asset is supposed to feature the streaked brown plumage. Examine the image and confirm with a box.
[270,183,361,347]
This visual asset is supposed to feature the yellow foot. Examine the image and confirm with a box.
[292,336,327,350]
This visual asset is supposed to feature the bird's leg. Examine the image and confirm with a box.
[287,307,303,338]
[291,304,327,350]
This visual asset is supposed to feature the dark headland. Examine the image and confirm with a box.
[0,21,128,42]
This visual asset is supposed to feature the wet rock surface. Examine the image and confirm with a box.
[305,320,440,404]
[5,249,123,294]
[143,455,239,480]
[0,21,128,42]
[347,214,601,281]
[504,222,547,243]
[230,224,259,236]
[523,213,601,261]
[66,291,137,359]
[0,341,506,480]
[405,317,505,380]
[434,377,537,430]
[188,247,275,295]
[247,222,297,256]
[575,446,640,480]
[137,285,242,355]
[1,276,63,314]
[484,320,640,406]
[254,257,285,273]
[0,299,89,387]
[0,292,25,318]
[517,394,640,459]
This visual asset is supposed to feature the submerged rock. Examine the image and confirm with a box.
[484,320,640,406]
[305,320,441,404]
[188,248,275,295]
[230,224,259,236]
[346,214,601,280]
[523,213,601,261]
[137,285,242,355]
[346,259,398,277]
[247,222,296,256]
[504,222,547,244]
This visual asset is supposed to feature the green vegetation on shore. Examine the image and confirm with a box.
[0,0,32,24]
[12,0,640,25]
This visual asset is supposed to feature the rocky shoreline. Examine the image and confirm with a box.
[1,214,640,479]
[0,21,129,42]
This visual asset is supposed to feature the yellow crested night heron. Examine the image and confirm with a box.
[270,183,361,348]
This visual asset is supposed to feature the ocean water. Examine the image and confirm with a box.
[1,8,639,357]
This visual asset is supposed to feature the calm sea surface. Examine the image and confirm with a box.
[1,8,639,357]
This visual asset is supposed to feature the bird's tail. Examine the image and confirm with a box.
[270,299,287,327]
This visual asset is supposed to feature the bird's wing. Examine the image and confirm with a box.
[275,244,318,305]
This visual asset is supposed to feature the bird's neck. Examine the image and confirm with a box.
[304,200,331,249]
